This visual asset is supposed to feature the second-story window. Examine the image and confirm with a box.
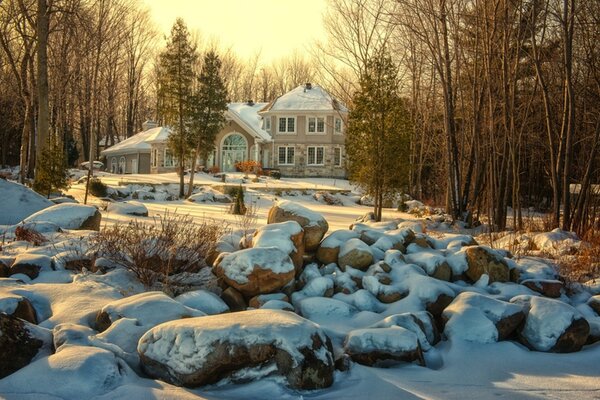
[264,117,271,132]
[334,117,343,134]
[278,117,295,133]
[308,117,325,133]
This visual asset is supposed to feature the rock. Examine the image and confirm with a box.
[442,292,525,343]
[9,254,54,279]
[512,296,590,353]
[249,293,289,308]
[405,249,451,281]
[371,311,440,349]
[522,279,563,298]
[106,201,148,216]
[138,309,335,389]
[425,293,454,321]
[252,221,305,272]
[22,203,102,231]
[175,290,229,315]
[464,246,510,283]
[261,299,294,311]
[0,295,37,324]
[344,327,425,366]
[296,297,357,321]
[338,238,374,271]
[588,295,600,316]
[316,230,360,265]
[267,200,329,252]
[212,247,295,297]
[221,287,247,311]
[0,179,53,225]
[0,259,10,277]
[361,275,407,304]
[0,314,47,378]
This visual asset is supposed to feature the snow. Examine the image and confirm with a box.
[138,310,331,375]
[252,221,302,254]
[228,102,271,141]
[264,84,347,112]
[216,247,295,285]
[275,199,326,227]
[370,312,437,351]
[339,238,372,258]
[531,228,581,256]
[345,326,420,354]
[0,179,52,225]
[101,126,169,155]
[320,229,360,248]
[106,201,148,216]
[22,203,98,229]
[175,290,229,315]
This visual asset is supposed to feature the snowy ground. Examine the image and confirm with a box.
[1,173,599,399]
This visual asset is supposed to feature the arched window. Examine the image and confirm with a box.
[119,157,126,174]
[111,158,117,173]
[221,133,247,172]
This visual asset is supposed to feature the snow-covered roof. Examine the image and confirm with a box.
[101,127,169,156]
[227,102,271,142]
[261,84,348,113]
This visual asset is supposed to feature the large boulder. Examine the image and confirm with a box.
[213,247,295,297]
[23,203,102,230]
[0,259,9,278]
[138,309,335,389]
[369,311,440,350]
[267,200,329,252]
[0,294,38,324]
[442,292,525,343]
[521,279,563,298]
[0,313,51,378]
[338,238,374,271]
[252,221,304,272]
[512,295,590,352]
[106,200,148,216]
[175,290,229,315]
[344,327,425,366]
[9,253,54,279]
[316,230,360,265]
[464,246,510,283]
[0,179,52,225]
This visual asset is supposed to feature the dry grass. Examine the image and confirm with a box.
[559,232,600,283]
[90,212,227,288]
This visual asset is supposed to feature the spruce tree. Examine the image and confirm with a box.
[346,51,412,221]
[33,135,69,198]
[187,50,228,197]
[158,18,197,198]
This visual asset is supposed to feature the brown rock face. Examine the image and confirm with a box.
[495,311,525,341]
[12,297,38,324]
[9,264,41,280]
[80,209,102,231]
[522,279,563,298]
[347,346,425,367]
[431,262,452,282]
[248,293,289,309]
[0,260,9,277]
[464,246,509,283]
[95,310,112,332]
[213,248,296,297]
[316,246,339,265]
[338,239,373,271]
[550,318,590,353]
[0,314,44,378]
[267,203,328,252]
[221,287,247,311]
[252,222,305,273]
[588,296,600,316]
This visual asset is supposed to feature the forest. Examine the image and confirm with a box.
[1,0,599,236]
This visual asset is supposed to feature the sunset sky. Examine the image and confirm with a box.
[142,0,328,62]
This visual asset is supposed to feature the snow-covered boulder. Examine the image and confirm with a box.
[0,345,133,398]
[213,247,295,297]
[370,312,440,350]
[442,292,525,343]
[0,179,53,225]
[267,200,329,252]
[463,246,510,283]
[248,293,289,308]
[22,203,102,231]
[252,221,304,271]
[175,290,229,315]
[0,313,52,378]
[531,229,580,256]
[9,253,54,279]
[296,296,357,321]
[338,238,373,271]
[344,327,425,366]
[138,309,334,389]
[316,229,360,265]
[371,228,415,253]
[332,289,385,313]
[521,279,563,298]
[187,188,231,203]
[511,296,590,352]
[588,295,600,316]
[220,287,247,311]
[0,293,38,323]
[405,248,452,281]
[106,200,148,216]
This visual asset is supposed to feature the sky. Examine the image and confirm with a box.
[143,0,329,63]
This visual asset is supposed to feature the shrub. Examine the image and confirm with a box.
[88,178,108,197]
[15,225,47,246]
[229,185,247,215]
[235,160,261,178]
[209,165,220,174]
[270,170,281,179]
[90,212,226,288]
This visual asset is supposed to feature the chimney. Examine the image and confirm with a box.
[142,120,158,131]
[305,82,312,90]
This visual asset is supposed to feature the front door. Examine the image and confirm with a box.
[131,158,138,174]
[221,134,248,172]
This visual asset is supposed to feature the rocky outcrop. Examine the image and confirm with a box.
[338,238,373,271]
[344,327,425,366]
[464,246,510,283]
[267,200,329,252]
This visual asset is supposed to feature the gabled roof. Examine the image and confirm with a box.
[227,102,271,142]
[101,127,169,156]
[260,84,348,114]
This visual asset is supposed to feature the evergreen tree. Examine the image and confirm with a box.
[187,50,228,197]
[33,135,69,198]
[346,51,412,221]
[158,18,197,198]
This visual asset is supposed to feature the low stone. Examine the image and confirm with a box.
[10,254,54,279]
[0,260,9,277]
[221,287,247,311]
[267,200,329,252]
[338,239,373,271]
[248,293,289,309]
[344,327,425,367]
[464,246,510,283]
[522,279,563,298]
[0,314,45,378]
[587,295,600,316]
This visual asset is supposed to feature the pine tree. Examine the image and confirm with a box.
[158,18,197,198]
[346,51,412,221]
[33,135,69,198]
[187,50,228,197]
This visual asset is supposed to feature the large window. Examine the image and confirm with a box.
[164,149,176,167]
[307,117,325,134]
[111,158,117,173]
[278,117,295,133]
[151,149,158,167]
[118,157,126,174]
[334,147,342,166]
[307,146,324,166]
[278,146,295,165]
[334,117,343,134]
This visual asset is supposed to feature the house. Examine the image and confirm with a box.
[101,83,347,177]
